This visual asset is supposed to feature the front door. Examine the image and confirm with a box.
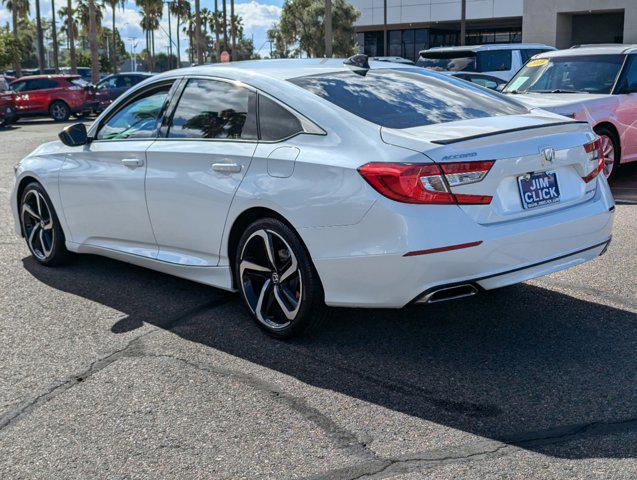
[59,82,175,258]
[145,77,258,266]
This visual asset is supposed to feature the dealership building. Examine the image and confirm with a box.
[351,0,637,62]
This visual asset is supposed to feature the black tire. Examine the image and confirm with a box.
[594,125,620,180]
[235,218,327,339]
[19,182,71,266]
[49,100,70,121]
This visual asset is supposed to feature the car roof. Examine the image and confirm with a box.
[421,43,556,54]
[536,44,637,57]
[154,58,409,82]
[10,74,80,82]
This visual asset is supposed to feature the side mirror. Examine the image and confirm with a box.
[59,122,89,146]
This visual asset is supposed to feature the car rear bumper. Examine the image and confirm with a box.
[305,178,615,308]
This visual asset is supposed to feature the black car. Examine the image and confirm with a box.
[94,72,154,112]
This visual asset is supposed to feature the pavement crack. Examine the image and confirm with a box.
[0,297,232,433]
[143,353,378,461]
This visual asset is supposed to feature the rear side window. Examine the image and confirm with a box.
[168,78,257,140]
[477,51,512,72]
[289,69,527,129]
[258,95,303,141]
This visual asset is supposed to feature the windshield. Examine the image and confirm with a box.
[504,54,624,94]
[417,52,477,72]
[289,69,527,129]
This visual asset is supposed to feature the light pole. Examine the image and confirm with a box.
[164,1,173,69]
[128,37,139,72]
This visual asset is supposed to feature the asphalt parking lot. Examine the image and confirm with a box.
[0,119,635,479]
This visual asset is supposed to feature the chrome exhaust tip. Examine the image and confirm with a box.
[416,284,479,304]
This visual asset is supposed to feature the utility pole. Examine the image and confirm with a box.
[35,0,46,73]
[325,0,332,57]
[51,0,59,72]
[460,0,466,46]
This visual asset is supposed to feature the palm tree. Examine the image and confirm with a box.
[34,0,46,72]
[137,0,162,71]
[50,0,59,71]
[229,0,235,60]
[169,0,190,68]
[194,0,202,64]
[77,0,103,49]
[87,0,99,83]
[213,0,220,61]
[104,0,125,73]
[59,1,77,73]
[2,0,29,76]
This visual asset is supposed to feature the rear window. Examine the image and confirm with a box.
[417,52,476,71]
[289,69,527,129]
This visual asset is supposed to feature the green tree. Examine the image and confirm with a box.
[0,25,20,69]
[2,0,29,75]
[270,0,359,58]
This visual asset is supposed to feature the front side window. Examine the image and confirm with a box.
[96,84,171,140]
[98,77,117,89]
[290,69,527,129]
[258,95,303,141]
[168,78,257,140]
[616,55,637,93]
[504,54,624,94]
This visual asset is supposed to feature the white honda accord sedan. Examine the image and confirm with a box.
[11,56,615,338]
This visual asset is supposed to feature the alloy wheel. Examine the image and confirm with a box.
[239,229,302,330]
[21,190,54,261]
[51,103,67,120]
[600,134,615,178]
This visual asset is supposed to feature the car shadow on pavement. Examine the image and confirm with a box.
[22,253,637,460]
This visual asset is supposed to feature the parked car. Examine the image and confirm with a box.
[59,67,93,82]
[0,78,16,126]
[11,57,614,338]
[95,72,153,112]
[502,44,637,178]
[10,75,97,121]
[417,44,556,81]
[446,72,507,90]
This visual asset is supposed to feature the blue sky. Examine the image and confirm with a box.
[3,0,284,59]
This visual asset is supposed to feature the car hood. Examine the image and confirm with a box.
[506,93,612,110]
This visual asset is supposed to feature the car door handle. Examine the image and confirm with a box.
[121,158,144,168]
[211,163,242,174]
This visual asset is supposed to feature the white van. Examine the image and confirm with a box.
[417,44,556,81]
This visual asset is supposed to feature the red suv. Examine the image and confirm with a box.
[10,75,96,121]
[0,77,16,126]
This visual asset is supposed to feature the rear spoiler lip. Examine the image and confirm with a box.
[430,120,589,145]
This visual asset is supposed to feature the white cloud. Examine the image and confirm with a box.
[235,1,281,30]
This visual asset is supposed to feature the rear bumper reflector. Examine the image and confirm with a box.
[404,240,483,257]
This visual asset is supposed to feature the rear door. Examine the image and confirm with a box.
[145,77,258,266]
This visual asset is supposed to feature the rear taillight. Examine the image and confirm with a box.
[358,161,494,205]
[582,137,604,183]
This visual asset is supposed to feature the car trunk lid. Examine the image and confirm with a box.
[381,115,600,224]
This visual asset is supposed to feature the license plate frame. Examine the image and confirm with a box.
[517,170,561,210]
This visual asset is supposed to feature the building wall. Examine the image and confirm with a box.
[522,0,637,47]
[352,0,523,28]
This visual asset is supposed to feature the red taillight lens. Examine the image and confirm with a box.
[357,163,455,204]
[358,161,493,205]
[582,137,604,183]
